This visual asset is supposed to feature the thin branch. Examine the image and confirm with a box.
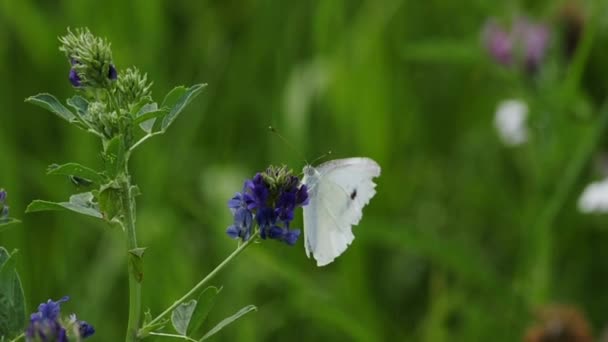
[148,332,198,342]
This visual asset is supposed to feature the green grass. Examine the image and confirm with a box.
[1,0,608,340]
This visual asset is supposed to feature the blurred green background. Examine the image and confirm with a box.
[2,0,608,340]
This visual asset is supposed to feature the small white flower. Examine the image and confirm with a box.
[494,99,529,146]
[578,177,608,213]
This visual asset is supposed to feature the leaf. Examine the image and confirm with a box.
[98,182,121,221]
[26,192,103,219]
[135,103,166,133]
[200,305,257,341]
[66,95,89,116]
[0,219,21,232]
[188,286,221,336]
[171,300,198,335]
[25,93,76,123]
[129,98,153,117]
[143,308,153,325]
[47,163,105,184]
[134,109,167,125]
[128,248,146,283]
[103,136,126,179]
[131,185,141,197]
[0,247,26,340]
[161,84,206,132]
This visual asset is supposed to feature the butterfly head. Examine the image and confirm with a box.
[303,165,317,178]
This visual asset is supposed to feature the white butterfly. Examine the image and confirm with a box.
[302,157,381,266]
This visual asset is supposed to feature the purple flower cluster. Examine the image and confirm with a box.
[0,188,9,222]
[227,167,309,246]
[483,17,550,73]
[26,296,95,342]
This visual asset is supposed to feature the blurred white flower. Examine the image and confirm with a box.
[578,178,608,213]
[494,99,529,146]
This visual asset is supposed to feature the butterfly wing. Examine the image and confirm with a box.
[303,157,381,266]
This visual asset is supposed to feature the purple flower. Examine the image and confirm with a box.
[244,173,269,210]
[26,317,67,342]
[78,320,95,338]
[108,64,118,80]
[483,20,513,66]
[226,207,254,241]
[25,296,95,341]
[228,190,254,214]
[225,166,309,246]
[482,17,551,72]
[69,69,81,87]
[26,297,69,342]
[282,229,301,246]
[515,19,550,72]
[267,226,301,246]
[34,296,69,321]
[296,184,309,206]
[0,188,8,221]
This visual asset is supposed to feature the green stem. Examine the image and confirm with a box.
[122,169,142,342]
[148,332,198,341]
[140,232,259,335]
[525,0,604,306]
[9,333,24,342]
[527,101,608,305]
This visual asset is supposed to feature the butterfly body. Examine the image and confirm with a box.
[302,157,381,266]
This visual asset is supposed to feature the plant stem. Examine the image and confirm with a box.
[9,333,24,342]
[148,332,198,341]
[121,168,142,342]
[526,0,604,306]
[527,101,608,305]
[129,131,163,153]
[140,232,259,335]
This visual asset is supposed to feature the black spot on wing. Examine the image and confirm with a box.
[350,189,357,200]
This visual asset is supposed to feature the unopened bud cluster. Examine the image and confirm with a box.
[58,28,155,146]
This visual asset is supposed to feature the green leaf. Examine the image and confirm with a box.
[103,136,126,179]
[98,182,121,221]
[0,248,26,340]
[135,103,166,133]
[47,163,105,184]
[66,95,89,116]
[25,93,76,123]
[200,305,257,341]
[161,84,206,132]
[188,286,221,336]
[128,247,146,283]
[26,192,103,219]
[171,300,197,335]
[0,219,21,232]
[131,185,142,197]
[134,109,167,126]
[161,86,187,108]
[143,308,153,325]
[130,98,153,118]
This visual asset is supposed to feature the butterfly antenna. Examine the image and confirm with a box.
[268,125,309,164]
[311,150,332,165]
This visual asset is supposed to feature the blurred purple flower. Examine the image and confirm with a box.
[25,296,95,341]
[483,17,551,72]
[0,188,8,221]
[514,18,550,72]
[483,20,513,66]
